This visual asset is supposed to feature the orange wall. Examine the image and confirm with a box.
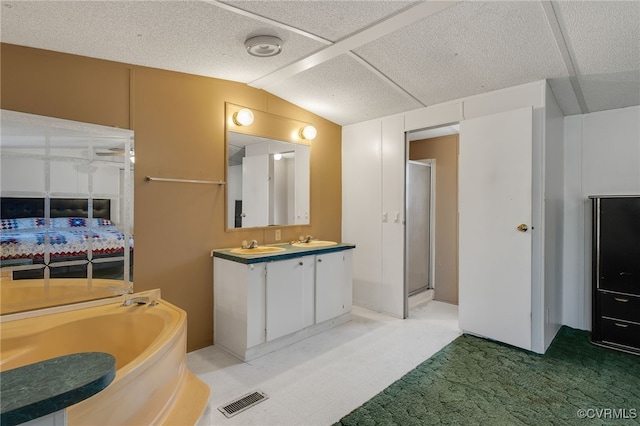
[410,134,459,304]
[1,43,343,351]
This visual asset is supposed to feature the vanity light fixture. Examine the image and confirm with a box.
[233,108,254,126]
[300,125,317,140]
[273,153,282,161]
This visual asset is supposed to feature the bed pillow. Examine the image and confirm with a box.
[0,217,47,232]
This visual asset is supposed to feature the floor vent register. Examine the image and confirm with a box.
[218,391,269,418]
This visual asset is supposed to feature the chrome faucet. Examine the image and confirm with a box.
[241,239,259,249]
[299,235,313,243]
[121,289,160,307]
[122,296,151,306]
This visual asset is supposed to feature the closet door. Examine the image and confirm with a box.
[458,106,533,351]
[381,115,406,318]
[342,121,383,311]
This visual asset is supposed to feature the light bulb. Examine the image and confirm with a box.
[300,125,317,140]
[233,109,254,126]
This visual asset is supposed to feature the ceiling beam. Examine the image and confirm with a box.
[248,1,460,90]
[205,0,333,45]
[540,1,588,114]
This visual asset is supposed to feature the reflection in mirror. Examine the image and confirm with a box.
[227,132,310,229]
[225,103,311,230]
[0,110,134,315]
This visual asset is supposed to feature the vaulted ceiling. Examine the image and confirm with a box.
[2,1,639,125]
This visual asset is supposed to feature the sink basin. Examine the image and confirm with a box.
[229,246,286,255]
[291,240,338,248]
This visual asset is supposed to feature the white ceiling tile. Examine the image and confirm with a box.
[266,54,422,125]
[220,1,419,42]
[554,1,640,77]
[0,1,324,83]
[354,1,568,107]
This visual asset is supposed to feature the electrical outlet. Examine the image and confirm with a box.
[275,229,281,241]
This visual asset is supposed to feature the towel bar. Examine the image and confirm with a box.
[145,176,226,185]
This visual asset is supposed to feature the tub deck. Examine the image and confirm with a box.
[0,298,210,425]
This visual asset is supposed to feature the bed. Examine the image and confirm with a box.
[0,197,133,280]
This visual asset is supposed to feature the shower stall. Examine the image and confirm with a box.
[405,160,434,296]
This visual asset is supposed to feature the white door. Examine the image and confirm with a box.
[458,106,533,351]
[242,155,269,227]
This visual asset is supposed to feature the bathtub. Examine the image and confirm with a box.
[0,295,210,425]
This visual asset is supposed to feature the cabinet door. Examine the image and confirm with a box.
[266,256,314,341]
[214,259,265,354]
[598,197,640,294]
[316,251,351,323]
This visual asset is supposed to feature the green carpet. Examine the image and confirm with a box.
[336,327,640,425]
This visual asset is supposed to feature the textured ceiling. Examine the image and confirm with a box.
[1,1,639,125]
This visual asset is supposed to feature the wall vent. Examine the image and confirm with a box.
[218,391,269,418]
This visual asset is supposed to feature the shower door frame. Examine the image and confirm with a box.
[404,158,436,298]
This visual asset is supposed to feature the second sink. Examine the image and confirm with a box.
[291,240,338,248]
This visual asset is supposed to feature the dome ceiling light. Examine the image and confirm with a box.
[245,35,283,58]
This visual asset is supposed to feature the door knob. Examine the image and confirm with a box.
[517,224,528,232]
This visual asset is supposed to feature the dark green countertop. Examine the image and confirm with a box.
[212,242,356,264]
[1,352,116,426]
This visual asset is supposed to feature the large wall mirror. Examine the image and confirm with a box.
[0,110,134,315]
[226,103,311,230]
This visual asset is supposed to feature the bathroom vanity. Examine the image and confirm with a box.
[212,243,354,361]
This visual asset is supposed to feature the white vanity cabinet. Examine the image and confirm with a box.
[265,255,315,341]
[213,246,354,361]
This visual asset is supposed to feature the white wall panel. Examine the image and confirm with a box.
[462,81,545,119]
[342,119,382,311]
[562,116,586,330]
[404,101,462,133]
[381,114,406,318]
[563,105,640,330]
[1,157,45,193]
[582,107,640,195]
[543,83,565,350]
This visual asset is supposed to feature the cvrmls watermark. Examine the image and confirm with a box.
[577,408,637,420]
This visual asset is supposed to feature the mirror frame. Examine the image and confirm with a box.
[225,103,312,232]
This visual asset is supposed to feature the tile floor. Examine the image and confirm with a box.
[187,301,460,426]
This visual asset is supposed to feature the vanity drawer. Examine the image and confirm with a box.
[600,317,640,350]
[598,291,640,323]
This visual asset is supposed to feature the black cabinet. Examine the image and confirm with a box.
[589,196,640,354]
[591,196,640,355]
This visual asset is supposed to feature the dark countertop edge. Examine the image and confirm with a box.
[587,195,640,198]
[1,353,116,426]
[213,243,356,264]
